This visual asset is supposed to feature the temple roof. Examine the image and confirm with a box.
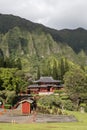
[19,99,33,104]
[28,84,63,88]
[34,76,61,83]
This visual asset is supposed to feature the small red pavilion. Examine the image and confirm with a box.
[17,99,33,114]
[28,76,63,94]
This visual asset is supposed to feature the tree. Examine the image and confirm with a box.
[64,58,69,73]
[15,58,22,70]
[0,68,28,94]
[60,58,65,81]
[37,66,40,79]
[0,49,4,67]
[64,67,87,106]
[5,91,16,105]
[64,67,87,93]
[52,59,58,79]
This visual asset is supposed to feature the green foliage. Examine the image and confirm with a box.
[59,28,87,54]
[5,91,16,104]
[84,106,87,112]
[4,104,12,109]
[0,14,87,77]
[0,68,29,106]
[37,104,64,115]
[40,56,69,80]
[38,95,62,108]
[37,95,77,113]
[1,14,87,54]
[62,100,74,111]
[54,90,65,96]
[64,67,87,94]
[0,49,4,67]
[0,68,28,94]
[64,67,87,107]
[80,103,86,107]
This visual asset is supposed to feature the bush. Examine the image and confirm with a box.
[37,95,76,112]
[80,103,86,107]
[54,90,64,95]
[37,95,62,108]
[4,104,12,109]
[60,95,69,100]
[62,100,74,111]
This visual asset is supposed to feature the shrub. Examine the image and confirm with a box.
[4,104,12,109]
[38,95,62,108]
[37,95,76,112]
[62,100,74,111]
[60,95,69,100]
[54,90,64,95]
[80,103,86,107]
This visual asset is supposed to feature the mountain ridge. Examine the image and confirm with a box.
[0,13,87,73]
[0,13,87,53]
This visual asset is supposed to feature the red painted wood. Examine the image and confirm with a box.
[22,101,30,114]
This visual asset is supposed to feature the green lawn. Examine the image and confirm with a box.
[0,111,87,130]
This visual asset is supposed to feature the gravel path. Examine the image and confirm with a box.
[0,108,77,123]
[0,114,77,123]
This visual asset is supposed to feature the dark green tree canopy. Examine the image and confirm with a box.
[64,67,87,94]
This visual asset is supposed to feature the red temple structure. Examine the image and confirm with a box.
[28,76,63,95]
[18,99,33,114]
[13,97,36,115]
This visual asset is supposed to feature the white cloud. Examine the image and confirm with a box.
[0,0,87,29]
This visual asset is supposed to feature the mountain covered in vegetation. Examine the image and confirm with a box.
[0,13,87,77]
[0,14,87,110]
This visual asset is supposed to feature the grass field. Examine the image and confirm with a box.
[0,111,87,130]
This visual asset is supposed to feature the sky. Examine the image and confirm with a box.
[0,0,87,30]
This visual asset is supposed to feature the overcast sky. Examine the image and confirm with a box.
[0,0,87,30]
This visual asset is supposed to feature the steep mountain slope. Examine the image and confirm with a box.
[0,13,87,72]
[0,13,62,42]
[0,14,87,54]
[0,26,61,57]
[58,28,87,53]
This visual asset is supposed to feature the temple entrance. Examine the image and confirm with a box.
[47,86,51,92]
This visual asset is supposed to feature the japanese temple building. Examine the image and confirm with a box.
[27,76,63,95]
